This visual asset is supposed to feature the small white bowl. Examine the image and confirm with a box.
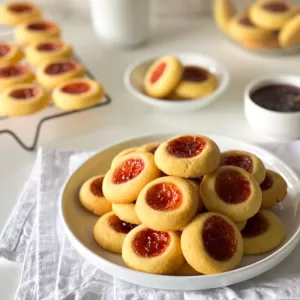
[244,75,300,140]
[124,53,230,113]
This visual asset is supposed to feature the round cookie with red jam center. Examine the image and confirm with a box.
[111,147,138,167]
[0,43,24,67]
[220,150,266,184]
[0,83,49,117]
[122,224,184,274]
[242,209,286,254]
[144,56,183,98]
[136,176,198,231]
[0,2,41,25]
[201,166,262,222]
[103,152,161,204]
[25,39,73,67]
[279,14,300,48]
[136,142,161,155]
[0,64,34,90]
[79,175,112,216]
[249,0,297,31]
[15,20,61,45]
[235,220,247,231]
[112,202,141,225]
[155,135,220,178]
[172,66,217,99]
[93,212,137,253]
[181,212,243,274]
[214,0,236,33]
[36,59,85,89]
[260,169,287,209]
[52,78,104,111]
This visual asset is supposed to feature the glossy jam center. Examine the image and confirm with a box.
[0,44,10,57]
[242,212,269,237]
[37,42,62,52]
[202,215,237,261]
[150,62,166,84]
[10,87,37,100]
[146,182,182,211]
[182,66,208,82]
[62,82,90,94]
[239,17,255,26]
[9,3,32,13]
[132,229,170,258]
[45,62,76,75]
[90,177,104,197]
[260,174,274,191]
[263,1,289,12]
[108,214,136,234]
[221,154,253,173]
[167,136,206,158]
[216,170,251,204]
[28,22,52,31]
[112,158,144,184]
[0,65,26,77]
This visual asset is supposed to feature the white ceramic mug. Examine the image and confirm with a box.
[89,0,150,48]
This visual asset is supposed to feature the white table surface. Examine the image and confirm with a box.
[0,15,299,299]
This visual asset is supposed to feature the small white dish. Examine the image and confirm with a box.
[124,53,230,112]
[244,75,300,140]
[60,133,300,291]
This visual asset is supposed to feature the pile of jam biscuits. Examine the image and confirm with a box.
[0,1,104,117]
[143,55,217,101]
[79,134,288,276]
[215,0,300,50]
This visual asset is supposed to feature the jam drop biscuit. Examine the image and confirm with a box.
[15,20,60,45]
[214,0,236,33]
[279,14,300,47]
[144,56,183,98]
[242,209,286,254]
[136,176,198,231]
[220,150,266,184]
[25,39,73,67]
[136,142,161,155]
[0,2,41,25]
[0,43,24,67]
[103,152,161,204]
[36,59,85,89]
[0,83,49,116]
[235,220,247,231]
[201,166,262,222]
[155,135,220,178]
[53,78,104,111]
[111,147,138,167]
[112,202,141,225]
[93,212,137,254]
[181,213,243,274]
[79,175,112,216]
[260,169,287,209]
[122,224,184,274]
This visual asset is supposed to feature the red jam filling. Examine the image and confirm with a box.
[132,229,170,258]
[90,177,104,197]
[260,174,274,191]
[221,155,253,173]
[182,66,208,82]
[149,145,159,154]
[167,136,206,158]
[216,170,251,204]
[239,17,255,26]
[8,3,32,13]
[242,212,269,237]
[45,62,76,75]
[0,44,10,57]
[108,214,136,234]
[62,82,90,94]
[112,158,144,184]
[150,62,166,84]
[37,42,62,52]
[0,65,26,78]
[10,87,37,100]
[202,215,237,261]
[146,182,182,211]
[263,1,289,12]
[27,22,53,31]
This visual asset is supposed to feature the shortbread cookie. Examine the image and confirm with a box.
[0,42,24,67]
[111,147,138,167]
[214,0,236,33]
[235,220,247,231]
[136,142,161,154]
[112,202,141,225]
[279,14,300,47]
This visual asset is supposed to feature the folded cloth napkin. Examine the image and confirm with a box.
[1,143,300,300]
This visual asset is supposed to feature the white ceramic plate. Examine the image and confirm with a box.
[59,133,300,291]
[123,53,229,112]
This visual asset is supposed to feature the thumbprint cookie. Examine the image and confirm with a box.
[0,43,24,67]
[144,56,183,98]
[220,150,266,184]
[36,59,85,89]
[112,202,141,225]
[15,20,60,45]
[25,39,73,67]
[111,147,138,167]
[52,78,104,111]
[103,152,161,204]
[0,64,34,90]
[242,209,286,254]
[0,2,41,25]
[93,212,137,254]
[174,261,201,276]
[214,0,236,33]
[155,135,220,178]
[279,14,300,47]
[235,220,247,231]
[201,166,262,222]
[260,169,287,209]
[79,175,112,216]
[0,83,49,116]
[122,224,184,274]
[136,176,198,231]
[136,142,161,155]
[181,212,243,274]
